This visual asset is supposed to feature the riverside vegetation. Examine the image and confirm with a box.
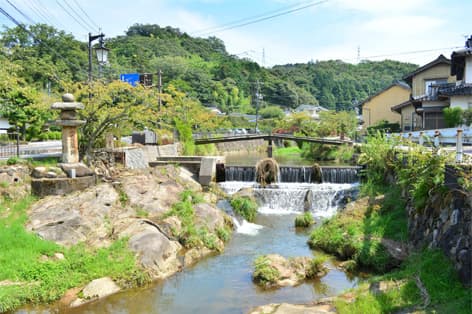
[307,133,471,313]
[0,161,234,312]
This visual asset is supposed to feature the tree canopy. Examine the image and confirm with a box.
[0,22,419,153]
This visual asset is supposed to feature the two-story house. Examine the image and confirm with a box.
[391,55,455,131]
[359,81,410,129]
[439,36,472,116]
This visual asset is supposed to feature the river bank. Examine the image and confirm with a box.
[0,163,232,312]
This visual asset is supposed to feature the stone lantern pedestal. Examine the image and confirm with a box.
[51,93,85,164]
[31,94,95,196]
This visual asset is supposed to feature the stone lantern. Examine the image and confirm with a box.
[51,93,85,163]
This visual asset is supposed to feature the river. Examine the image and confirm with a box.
[62,181,358,314]
[19,153,360,314]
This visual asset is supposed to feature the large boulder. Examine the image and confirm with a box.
[253,254,327,288]
[194,202,228,232]
[120,172,184,217]
[120,219,183,279]
[248,303,336,314]
[27,183,124,247]
[70,277,121,307]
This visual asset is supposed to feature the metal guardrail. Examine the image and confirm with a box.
[392,127,472,163]
[0,139,62,160]
[395,127,472,145]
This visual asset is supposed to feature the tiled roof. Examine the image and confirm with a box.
[439,83,472,96]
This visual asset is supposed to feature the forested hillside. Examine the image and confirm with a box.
[0,23,417,113]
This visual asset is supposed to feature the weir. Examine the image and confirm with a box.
[222,165,360,184]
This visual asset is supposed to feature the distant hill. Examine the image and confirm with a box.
[0,23,418,112]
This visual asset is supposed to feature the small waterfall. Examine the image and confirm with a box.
[321,167,359,184]
[224,166,359,184]
[254,183,357,217]
[219,182,358,218]
[217,199,264,235]
[225,166,255,182]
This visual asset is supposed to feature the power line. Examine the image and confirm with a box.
[192,0,325,36]
[361,46,462,60]
[5,0,35,24]
[23,0,49,24]
[195,0,328,36]
[63,0,95,30]
[55,0,89,32]
[71,0,99,30]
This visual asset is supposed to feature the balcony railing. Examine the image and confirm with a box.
[438,82,472,96]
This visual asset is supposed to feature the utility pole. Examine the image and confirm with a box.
[262,48,266,67]
[254,80,262,133]
[157,69,163,111]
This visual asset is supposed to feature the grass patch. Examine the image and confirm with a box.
[294,212,314,228]
[308,187,407,273]
[230,196,258,222]
[306,255,328,278]
[165,190,224,251]
[253,255,280,286]
[135,207,149,218]
[0,196,148,313]
[216,225,231,242]
[334,249,471,314]
[274,146,302,157]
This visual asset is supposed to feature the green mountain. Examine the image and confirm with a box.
[0,23,418,112]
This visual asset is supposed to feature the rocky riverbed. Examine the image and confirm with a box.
[1,164,233,310]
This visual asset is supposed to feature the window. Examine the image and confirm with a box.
[425,79,447,98]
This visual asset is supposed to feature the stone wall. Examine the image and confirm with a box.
[407,165,471,287]
[216,139,266,153]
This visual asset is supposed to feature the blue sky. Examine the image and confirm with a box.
[1,0,472,67]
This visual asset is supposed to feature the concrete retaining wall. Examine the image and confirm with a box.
[31,176,96,197]
[216,139,266,153]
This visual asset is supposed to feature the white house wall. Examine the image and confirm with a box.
[466,56,472,83]
[450,95,472,110]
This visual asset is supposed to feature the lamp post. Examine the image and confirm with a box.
[88,32,109,82]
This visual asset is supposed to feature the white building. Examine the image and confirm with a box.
[440,36,472,112]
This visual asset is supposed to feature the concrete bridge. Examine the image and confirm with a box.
[193,133,353,157]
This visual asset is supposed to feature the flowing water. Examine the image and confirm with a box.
[40,180,359,314]
[19,151,360,314]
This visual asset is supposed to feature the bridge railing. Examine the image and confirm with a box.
[192,129,261,139]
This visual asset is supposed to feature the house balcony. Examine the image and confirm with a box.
[438,82,472,96]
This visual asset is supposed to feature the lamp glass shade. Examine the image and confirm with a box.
[95,46,109,64]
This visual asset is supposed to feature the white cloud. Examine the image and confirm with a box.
[362,15,444,35]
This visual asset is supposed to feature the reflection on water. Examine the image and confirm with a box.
[60,214,358,314]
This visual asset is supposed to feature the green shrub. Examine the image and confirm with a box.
[253,255,280,286]
[308,188,407,273]
[6,157,20,165]
[230,196,258,222]
[335,249,471,314]
[216,226,231,242]
[306,255,327,278]
[443,107,463,127]
[367,120,401,134]
[294,212,314,228]
[259,106,284,119]
[175,118,195,155]
[165,190,223,251]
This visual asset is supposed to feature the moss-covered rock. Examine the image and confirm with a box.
[253,254,327,288]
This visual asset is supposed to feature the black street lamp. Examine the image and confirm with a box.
[88,33,109,82]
